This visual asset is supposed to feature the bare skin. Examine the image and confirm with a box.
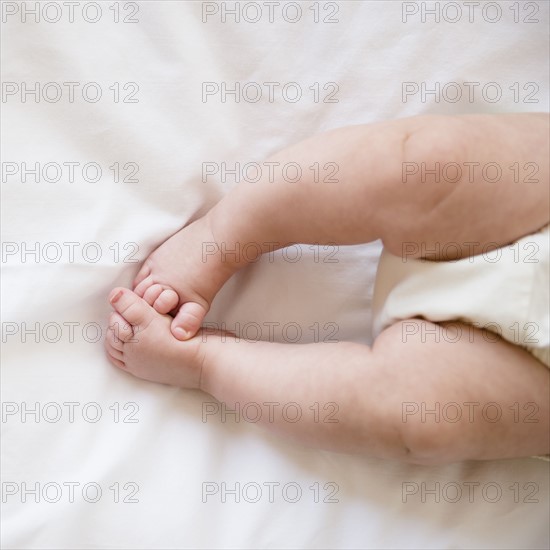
[132,113,549,339]
[106,113,550,464]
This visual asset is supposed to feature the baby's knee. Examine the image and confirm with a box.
[373,320,474,465]
[402,116,469,168]
[382,117,471,257]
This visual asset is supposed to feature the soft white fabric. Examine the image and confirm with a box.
[373,225,550,367]
[2,1,549,549]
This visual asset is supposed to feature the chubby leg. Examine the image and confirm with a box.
[134,113,550,339]
[202,319,549,464]
[105,290,549,463]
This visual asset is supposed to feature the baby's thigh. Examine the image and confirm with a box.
[373,319,549,464]
[382,113,549,260]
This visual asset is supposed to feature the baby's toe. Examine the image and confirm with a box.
[133,275,153,298]
[109,287,155,329]
[171,301,208,340]
[153,288,179,314]
[142,284,178,314]
[136,279,180,315]
[107,345,124,361]
[104,336,126,369]
[142,284,165,306]
[107,312,134,345]
[133,262,151,288]
[107,353,126,369]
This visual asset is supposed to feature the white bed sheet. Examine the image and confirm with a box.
[1,1,549,548]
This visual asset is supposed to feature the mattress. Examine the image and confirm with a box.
[2,1,549,548]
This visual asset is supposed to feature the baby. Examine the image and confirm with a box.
[105,113,549,464]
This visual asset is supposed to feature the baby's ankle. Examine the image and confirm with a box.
[202,209,259,274]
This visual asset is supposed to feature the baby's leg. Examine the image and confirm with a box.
[207,113,549,260]
[106,290,549,462]
[201,319,549,464]
[134,113,549,338]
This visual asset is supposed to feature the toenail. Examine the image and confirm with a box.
[110,290,123,304]
[174,327,189,339]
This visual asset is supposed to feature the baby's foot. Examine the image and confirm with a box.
[133,215,237,341]
[104,287,206,388]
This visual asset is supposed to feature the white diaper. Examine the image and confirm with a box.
[372,226,550,367]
